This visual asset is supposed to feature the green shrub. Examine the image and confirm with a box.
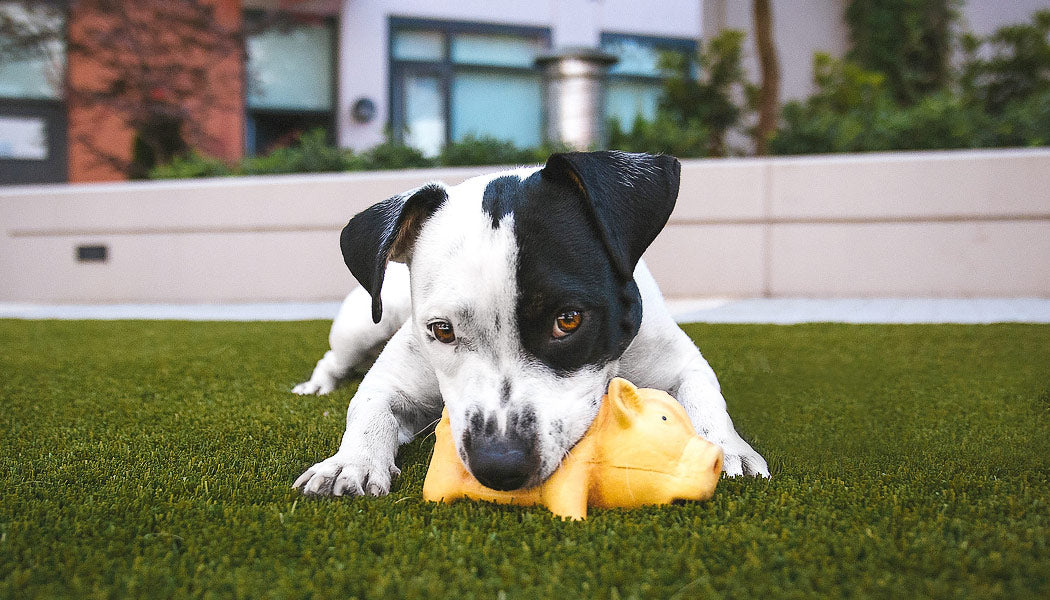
[148,151,233,179]
[356,140,433,170]
[240,129,355,175]
[961,10,1050,115]
[662,29,750,156]
[439,135,543,166]
[844,0,955,105]
[769,54,897,154]
[770,54,1003,155]
[980,89,1050,147]
[771,8,1050,157]
[607,113,709,157]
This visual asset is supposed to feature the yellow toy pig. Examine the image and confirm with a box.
[423,377,724,520]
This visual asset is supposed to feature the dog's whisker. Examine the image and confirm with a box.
[415,416,441,437]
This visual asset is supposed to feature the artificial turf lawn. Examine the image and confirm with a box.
[1,320,1048,599]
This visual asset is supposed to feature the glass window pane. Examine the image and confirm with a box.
[603,37,665,77]
[403,74,445,158]
[247,23,333,111]
[451,72,541,148]
[451,34,544,68]
[605,80,662,131]
[392,30,444,61]
[0,2,65,99]
[0,115,48,159]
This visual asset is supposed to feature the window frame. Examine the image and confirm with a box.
[0,0,69,183]
[243,10,339,154]
[388,16,551,152]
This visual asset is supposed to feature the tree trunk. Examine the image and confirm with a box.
[752,0,780,155]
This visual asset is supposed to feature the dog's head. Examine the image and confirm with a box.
[341,151,680,490]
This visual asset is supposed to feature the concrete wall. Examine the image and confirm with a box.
[2,148,1048,303]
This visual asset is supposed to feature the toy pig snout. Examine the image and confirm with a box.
[676,436,724,501]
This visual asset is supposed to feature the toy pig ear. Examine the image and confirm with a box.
[608,378,644,427]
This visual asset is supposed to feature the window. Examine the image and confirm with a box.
[244,12,336,154]
[0,0,67,183]
[600,34,696,133]
[0,0,65,101]
[390,19,549,157]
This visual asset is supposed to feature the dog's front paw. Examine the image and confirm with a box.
[291,379,335,395]
[291,371,342,395]
[293,452,401,497]
[721,443,770,478]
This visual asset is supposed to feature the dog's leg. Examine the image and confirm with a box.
[620,263,770,477]
[671,358,770,477]
[293,263,411,395]
[294,323,441,496]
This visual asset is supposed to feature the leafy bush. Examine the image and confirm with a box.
[980,89,1050,147]
[769,54,988,154]
[607,113,710,157]
[771,9,1050,156]
[355,140,433,170]
[439,135,544,166]
[844,0,954,105]
[148,151,234,179]
[960,9,1050,114]
[659,29,750,156]
[148,130,561,179]
[239,129,356,175]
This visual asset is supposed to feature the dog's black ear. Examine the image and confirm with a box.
[340,183,447,323]
[541,151,680,280]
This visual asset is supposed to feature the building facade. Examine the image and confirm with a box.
[0,0,1045,184]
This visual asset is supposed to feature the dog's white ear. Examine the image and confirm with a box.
[541,151,680,280]
[340,183,447,323]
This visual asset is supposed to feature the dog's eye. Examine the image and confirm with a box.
[552,310,582,339]
[429,320,456,344]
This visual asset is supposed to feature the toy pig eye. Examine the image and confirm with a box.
[552,309,582,339]
[429,320,456,344]
[661,416,668,421]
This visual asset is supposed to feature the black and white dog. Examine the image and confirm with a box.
[293,151,768,497]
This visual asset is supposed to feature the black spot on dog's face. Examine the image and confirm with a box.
[481,175,520,229]
[481,172,641,375]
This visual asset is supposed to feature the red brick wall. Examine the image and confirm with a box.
[66,0,244,182]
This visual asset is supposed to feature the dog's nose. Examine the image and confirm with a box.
[466,434,537,491]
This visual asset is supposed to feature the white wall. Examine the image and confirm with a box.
[958,0,1050,37]
[2,148,1048,303]
[336,0,702,151]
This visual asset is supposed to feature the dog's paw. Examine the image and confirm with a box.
[293,452,401,497]
[721,445,770,478]
[291,376,337,396]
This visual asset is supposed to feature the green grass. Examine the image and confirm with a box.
[1,320,1048,599]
